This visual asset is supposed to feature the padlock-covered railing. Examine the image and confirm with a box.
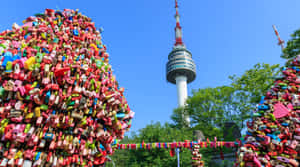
[115,140,241,150]
[115,139,241,167]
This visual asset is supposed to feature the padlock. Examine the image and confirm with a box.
[0,158,8,167]
[38,139,46,148]
[52,155,57,167]
[16,158,24,167]
[22,160,32,167]
[48,93,55,106]
[16,132,26,143]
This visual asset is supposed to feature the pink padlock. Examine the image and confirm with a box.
[10,116,23,123]
[15,158,23,167]
[16,132,26,143]
[25,149,36,160]
[49,94,55,106]
[36,117,43,126]
[295,128,300,135]
[288,140,298,149]
[33,135,39,146]
[26,127,35,139]
[12,124,21,135]
[33,95,42,105]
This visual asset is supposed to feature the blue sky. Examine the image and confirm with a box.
[1,0,300,133]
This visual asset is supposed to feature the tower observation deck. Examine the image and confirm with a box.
[166,0,196,125]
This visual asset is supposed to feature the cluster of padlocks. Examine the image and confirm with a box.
[192,144,204,167]
[238,55,300,166]
[0,9,134,166]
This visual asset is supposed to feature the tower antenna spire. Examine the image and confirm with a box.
[272,25,285,50]
[174,0,184,47]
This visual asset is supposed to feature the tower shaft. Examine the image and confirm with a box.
[175,75,187,107]
[175,75,190,124]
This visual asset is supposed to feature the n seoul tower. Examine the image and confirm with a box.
[166,0,196,125]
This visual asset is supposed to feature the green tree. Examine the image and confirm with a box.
[183,86,237,138]
[171,63,280,131]
[229,63,280,128]
[282,29,300,59]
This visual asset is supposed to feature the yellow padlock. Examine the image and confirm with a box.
[24,57,36,70]
[39,131,43,139]
[0,127,4,134]
[34,107,41,117]
[92,109,97,117]
[14,150,22,159]
[25,112,34,119]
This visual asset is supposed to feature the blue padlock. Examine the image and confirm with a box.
[73,29,79,36]
[55,11,63,17]
[44,133,54,140]
[24,33,30,40]
[42,47,49,54]
[1,52,13,68]
[35,152,41,161]
[93,98,98,105]
[32,22,38,26]
[259,96,265,104]
[256,137,264,142]
[117,113,125,119]
[258,104,269,110]
[12,54,21,61]
[100,144,105,150]
[89,107,93,114]
[258,125,267,130]
[253,112,262,117]
[292,66,300,72]
[266,134,281,142]
[45,91,51,103]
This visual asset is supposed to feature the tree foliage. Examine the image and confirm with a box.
[229,63,280,104]
[172,63,280,129]
[228,63,280,128]
[185,86,236,138]
[282,29,300,59]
